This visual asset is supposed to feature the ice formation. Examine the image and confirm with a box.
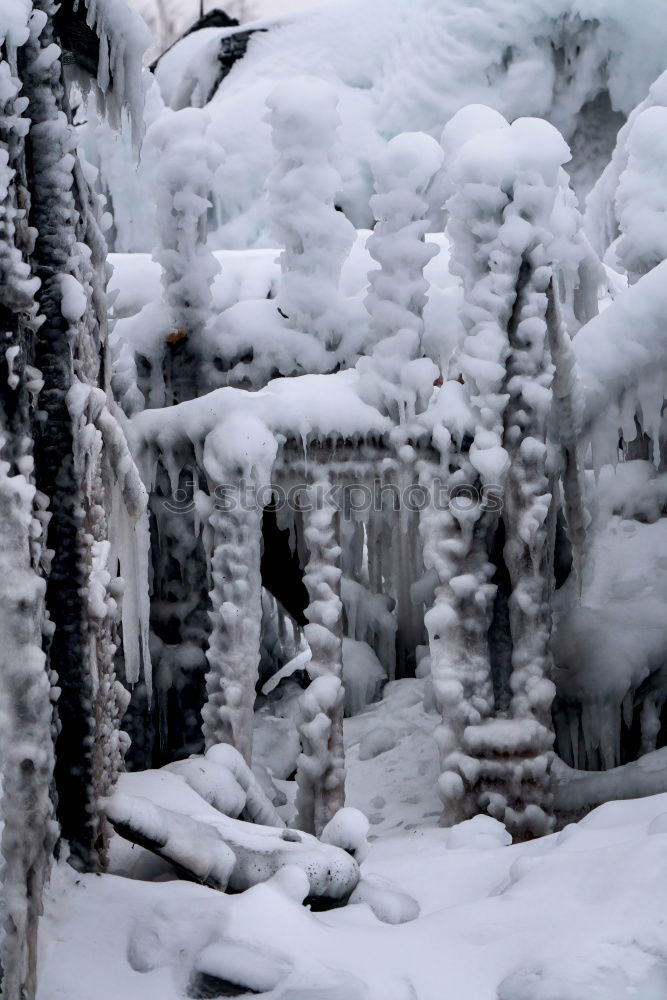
[90,0,667,250]
[357,131,442,428]
[201,414,276,763]
[266,77,361,365]
[295,473,346,836]
[7,0,667,995]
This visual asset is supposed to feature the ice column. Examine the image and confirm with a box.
[201,417,275,765]
[295,472,345,836]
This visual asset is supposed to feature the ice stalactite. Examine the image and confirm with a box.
[296,472,345,836]
[201,415,277,765]
[546,282,586,588]
[76,0,151,148]
[342,577,396,684]
[338,474,398,683]
[67,384,134,865]
[265,76,361,367]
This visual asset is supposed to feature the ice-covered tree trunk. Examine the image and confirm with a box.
[17,0,150,868]
[0,26,56,994]
[429,107,579,837]
[0,449,56,1000]
[498,259,557,837]
[295,472,345,836]
[0,0,149,992]
[20,0,100,871]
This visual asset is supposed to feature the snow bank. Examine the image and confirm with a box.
[573,259,667,449]
[113,0,667,249]
[585,69,667,274]
[40,789,667,1000]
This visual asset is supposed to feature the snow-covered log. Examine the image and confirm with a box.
[105,772,360,902]
[174,742,285,829]
[553,747,667,824]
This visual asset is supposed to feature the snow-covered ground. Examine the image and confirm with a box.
[37,677,667,999]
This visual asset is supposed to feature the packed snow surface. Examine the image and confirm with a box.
[38,678,667,999]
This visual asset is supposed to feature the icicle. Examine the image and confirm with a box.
[81,0,151,148]
[113,485,151,693]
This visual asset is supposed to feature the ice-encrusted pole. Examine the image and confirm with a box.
[0,27,57,989]
[295,472,345,836]
[358,131,443,426]
[418,436,498,826]
[21,0,115,870]
[495,124,586,837]
[147,106,223,402]
[418,108,521,828]
[201,416,276,765]
[266,76,357,362]
[425,107,579,837]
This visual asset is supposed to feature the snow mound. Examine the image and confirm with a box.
[446,815,512,851]
[40,790,667,1000]
[103,0,667,250]
[348,876,421,925]
[321,807,370,862]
